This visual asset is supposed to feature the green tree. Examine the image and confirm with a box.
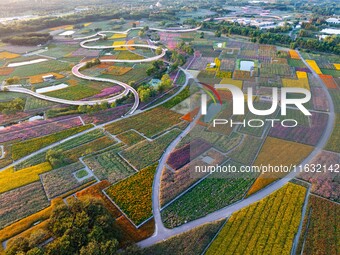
[158,74,172,92]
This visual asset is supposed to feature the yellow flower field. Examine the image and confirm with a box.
[112,41,128,50]
[334,63,340,70]
[0,51,20,59]
[110,33,127,39]
[29,72,65,84]
[83,22,92,27]
[219,78,243,89]
[296,71,307,79]
[306,59,322,74]
[0,162,52,194]
[282,77,310,90]
[289,50,300,59]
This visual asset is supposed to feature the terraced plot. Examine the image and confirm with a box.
[206,183,306,255]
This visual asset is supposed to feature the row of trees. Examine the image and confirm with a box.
[203,21,340,54]
[2,33,52,46]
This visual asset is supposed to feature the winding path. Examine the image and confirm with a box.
[2,25,201,115]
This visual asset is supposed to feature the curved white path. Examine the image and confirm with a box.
[2,25,201,115]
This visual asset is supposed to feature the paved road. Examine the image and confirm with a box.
[138,51,336,247]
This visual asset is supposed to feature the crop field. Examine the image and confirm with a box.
[116,130,145,146]
[0,67,14,75]
[102,65,132,76]
[214,132,243,153]
[188,57,215,70]
[325,114,340,153]
[100,63,152,84]
[228,135,263,165]
[247,137,313,196]
[282,77,310,90]
[84,146,135,183]
[0,181,49,229]
[24,97,56,111]
[197,70,222,85]
[299,150,340,202]
[3,60,71,78]
[0,162,52,194]
[43,44,79,58]
[233,70,254,81]
[270,112,328,146]
[105,164,156,226]
[334,63,340,70]
[260,63,292,78]
[319,74,338,89]
[45,83,102,100]
[206,183,306,255]
[40,162,94,199]
[289,50,300,59]
[320,68,340,77]
[105,107,183,137]
[162,162,257,228]
[116,50,145,60]
[239,102,279,137]
[219,77,243,89]
[121,129,181,170]
[143,221,223,255]
[29,72,65,84]
[11,125,91,160]
[297,195,339,255]
[82,104,130,124]
[287,59,306,68]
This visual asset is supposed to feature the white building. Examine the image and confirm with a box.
[326,18,340,25]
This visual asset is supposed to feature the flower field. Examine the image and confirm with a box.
[82,105,130,124]
[214,132,243,153]
[270,112,328,146]
[311,87,329,111]
[306,59,322,74]
[325,114,340,153]
[228,135,263,165]
[0,162,52,194]
[110,34,127,39]
[219,78,243,89]
[329,89,340,113]
[161,162,257,228]
[45,82,101,100]
[233,70,253,81]
[0,182,49,229]
[206,183,306,255]
[0,116,84,143]
[102,66,132,76]
[166,139,211,170]
[0,51,20,59]
[289,50,300,59]
[297,195,339,255]
[0,67,14,75]
[105,164,157,226]
[319,74,338,89]
[40,162,94,199]
[121,129,181,170]
[11,125,92,160]
[299,150,340,202]
[84,146,135,183]
[105,107,183,137]
[282,77,310,90]
[29,72,65,84]
[260,63,292,78]
[334,63,340,70]
[247,137,313,196]
[116,130,145,146]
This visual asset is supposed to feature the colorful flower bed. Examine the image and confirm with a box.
[282,77,310,90]
[206,183,306,255]
[83,104,131,124]
[166,139,211,170]
[105,107,183,137]
[334,63,340,70]
[0,162,52,194]
[121,129,181,170]
[295,67,311,73]
[105,164,157,226]
[0,181,49,229]
[247,137,313,196]
[0,67,14,76]
[306,59,322,74]
[299,150,340,202]
[102,65,132,76]
[91,86,123,98]
[319,74,338,89]
[11,125,92,160]
[116,130,145,146]
[297,195,339,255]
[110,33,127,39]
[269,112,328,146]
